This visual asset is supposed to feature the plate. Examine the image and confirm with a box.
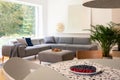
[70,65,102,75]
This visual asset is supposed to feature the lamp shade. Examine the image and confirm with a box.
[56,23,64,32]
[83,0,120,8]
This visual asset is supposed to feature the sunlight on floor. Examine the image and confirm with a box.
[0,69,6,80]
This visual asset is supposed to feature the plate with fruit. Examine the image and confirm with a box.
[70,65,102,75]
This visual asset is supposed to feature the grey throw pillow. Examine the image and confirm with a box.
[44,36,55,43]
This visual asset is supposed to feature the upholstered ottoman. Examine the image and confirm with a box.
[38,49,74,63]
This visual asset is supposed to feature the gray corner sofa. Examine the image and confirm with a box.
[2,36,98,59]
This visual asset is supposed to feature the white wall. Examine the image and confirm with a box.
[47,0,91,34]
[16,0,113,36]
[67,5,91,33]
[112,9,120,23]
[92,9,112,25]
[47,0,113,35]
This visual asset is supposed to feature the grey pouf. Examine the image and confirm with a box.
[38,49,74,63]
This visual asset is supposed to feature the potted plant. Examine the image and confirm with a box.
[89,23,119,57]
[109,22,120,58]
[111,22,120,51]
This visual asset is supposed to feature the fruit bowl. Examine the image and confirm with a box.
[52,48,62,52]
[70,65,101,75]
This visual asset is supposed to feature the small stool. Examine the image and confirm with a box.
[38,49,74,63]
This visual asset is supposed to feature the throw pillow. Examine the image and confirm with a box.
[25,38,33,46]
[17,38,27,45]
[44,36,55,43]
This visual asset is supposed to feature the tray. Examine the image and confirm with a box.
[70,65,102,75]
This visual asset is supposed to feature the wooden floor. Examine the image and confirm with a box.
[0,57,9,80]
[0,69,6,80]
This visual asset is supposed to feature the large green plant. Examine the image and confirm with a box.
[90,24,119,57]
[0,1,35,37]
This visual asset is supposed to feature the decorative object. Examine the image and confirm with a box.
[56,23,64,32]
[17,38,27,45]
[89,23,119,57]
[83,0,120,8]
[70,65,102,75]
[25,38,33,46]
[52,48,62,52]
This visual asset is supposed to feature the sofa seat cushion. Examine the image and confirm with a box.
[34,44,51,51]
[25,44,51,56]
[25,46,40,56]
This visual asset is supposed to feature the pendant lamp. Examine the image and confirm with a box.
[83,0,120,8]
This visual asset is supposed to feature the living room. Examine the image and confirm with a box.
[0,0,117,53]
[0,0,120,80]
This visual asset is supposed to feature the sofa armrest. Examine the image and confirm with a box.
[17,44,27,57]
[2,45,14,57]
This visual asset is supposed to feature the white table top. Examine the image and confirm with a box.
[48,59,120,80]
[86,59,120,70]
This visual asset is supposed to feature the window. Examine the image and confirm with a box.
[0,0,42,55]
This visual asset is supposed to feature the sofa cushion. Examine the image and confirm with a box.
[17,38,27,45]
[25,38,33,46]
[44,36,55,43]
[73,37,91,44]
[31,39,41,45]
[58,37,73,44]
[54,37,59,43]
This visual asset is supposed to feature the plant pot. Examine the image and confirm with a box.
[102,56,112,59]
[111,50,120,59]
